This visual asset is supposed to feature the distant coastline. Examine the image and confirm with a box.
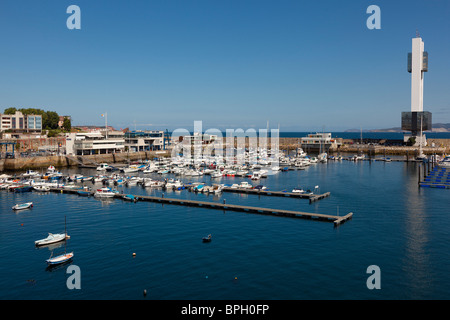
[345,123,450,133]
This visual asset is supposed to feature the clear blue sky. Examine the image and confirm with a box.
[0,0,449,132]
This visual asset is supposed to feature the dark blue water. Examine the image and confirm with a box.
[1,161,449,300]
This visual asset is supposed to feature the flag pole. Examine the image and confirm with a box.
[105,112,108,139]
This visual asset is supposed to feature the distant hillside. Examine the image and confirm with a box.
[346,123,450,133]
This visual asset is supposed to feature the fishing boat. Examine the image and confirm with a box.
[202,234,212,242]
[12,202,33,211]
[94,187,116,198]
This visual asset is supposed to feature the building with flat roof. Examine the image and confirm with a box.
[0,111,42,133]
[65,130,125,155]
[300,133,341,153]
[124,130,165,152]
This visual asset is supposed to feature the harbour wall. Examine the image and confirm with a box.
[0,150,171,172]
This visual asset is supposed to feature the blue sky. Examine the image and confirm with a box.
[0,0,449,132]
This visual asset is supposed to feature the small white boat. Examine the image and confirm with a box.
[35,233,69,246]
[94,188,116,198]
[33,185,50,192]
[438,156,450,168]
[239,182,252,189]
[22,170,41,178]
[292,188,305,193]
[122,165,140,173]
[46,252,74,266]
[12,202,33,211]
[210,171,222,178]
[96,163,109,171]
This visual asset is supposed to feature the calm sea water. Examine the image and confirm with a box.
[1,160,449,300]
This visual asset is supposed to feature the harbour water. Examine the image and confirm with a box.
[1,160,449,300]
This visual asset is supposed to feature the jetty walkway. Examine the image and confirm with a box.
[50,188,352,227]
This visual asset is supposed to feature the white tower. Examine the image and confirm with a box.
[403,33,431,144]
[409,36,427,112]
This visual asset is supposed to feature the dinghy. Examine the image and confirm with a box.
[12,202,33,211]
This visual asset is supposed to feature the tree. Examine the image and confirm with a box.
[63,117,71,132]
[43,111,60,130]
[3,107,17,114]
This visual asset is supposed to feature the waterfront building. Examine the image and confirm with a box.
[178,132,218,145]
[124,130,165,152]
[402,33,432,146]
[0,111,42,133]
[65,130,125,155]
[300,133,341,153]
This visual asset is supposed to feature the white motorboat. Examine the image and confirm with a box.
[239,181,252,189]
[12,202,33,211]
[122,165,140,173]
[33,185,50,192]
[22,170,41,178]
[94,187,116,198]
[35,233,69,246]
[210,171,223,178]
[96,163,109,171]
[318,153,328,163]
[438,156,450,168]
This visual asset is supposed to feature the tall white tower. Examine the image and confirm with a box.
[403,33,431,142]
[409,36,427,112]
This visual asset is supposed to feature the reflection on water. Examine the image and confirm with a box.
[402,163,432,299]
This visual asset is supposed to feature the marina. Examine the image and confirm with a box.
[1,0,450,303]
[1,157,449,300]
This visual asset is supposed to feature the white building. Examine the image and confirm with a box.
[300,133,341,152]
[65,131,125,155]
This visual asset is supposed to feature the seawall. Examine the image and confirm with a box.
[0,150,171,172]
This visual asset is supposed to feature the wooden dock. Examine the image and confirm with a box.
[221,187,331,203]
[50,188,352,226]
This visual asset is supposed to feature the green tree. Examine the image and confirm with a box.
[43,111,60,129]
[63,117,71,132]
[3,107,17,114]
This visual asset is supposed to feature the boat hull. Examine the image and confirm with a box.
[46,252,74,265]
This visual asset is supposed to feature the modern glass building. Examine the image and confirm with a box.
[124,130,165,152]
